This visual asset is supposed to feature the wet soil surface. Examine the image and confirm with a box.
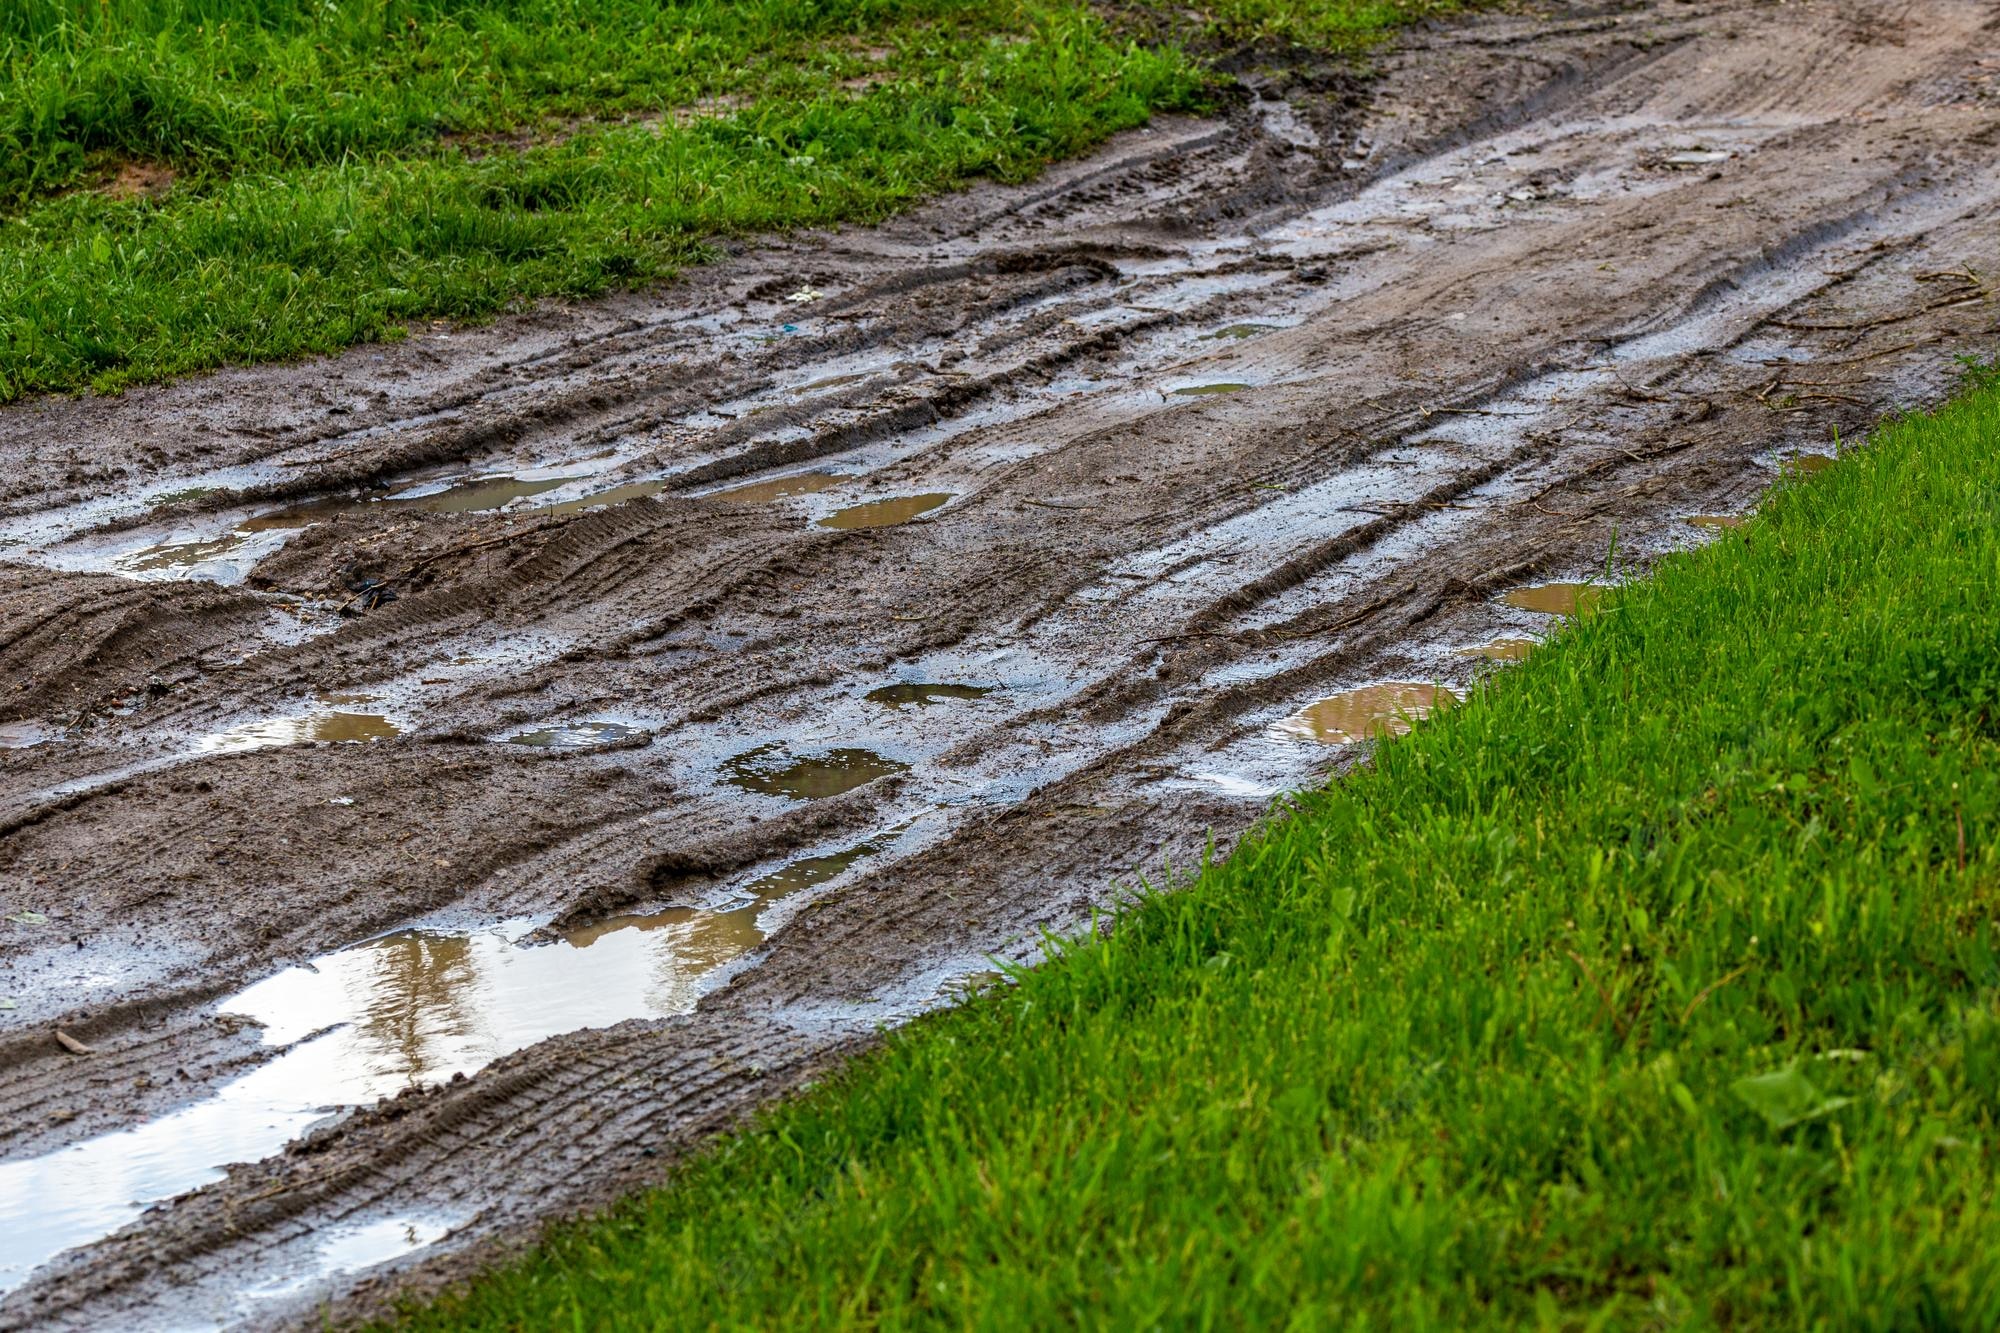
[2,0,1998,1324]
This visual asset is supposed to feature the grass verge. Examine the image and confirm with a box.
[0,0,1473,401]
[398,370,2000,1328]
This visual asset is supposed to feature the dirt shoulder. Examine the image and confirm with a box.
[2,0,1998,1326]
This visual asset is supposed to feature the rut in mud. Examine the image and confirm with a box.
[2,0,1999,1324]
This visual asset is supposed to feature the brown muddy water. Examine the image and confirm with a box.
[1273,682,1457,745]
[722,745,909,799]
[1501,582,1606,617]
[200,710,400,753]
[711,472,848,504]
[1686,514,1747,531]
[817,493,953,529]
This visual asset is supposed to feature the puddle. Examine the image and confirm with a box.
[1501,582,1604,617]
[723,744,908,799]
[864,682,996,707]
[109,519,301,584]
[199,711,400,754]
[818,493,952,530]
[1458,637,1537,662]
[0,722,51,749]
[506,720,646,748]
[101,470,596,583]
[238,1214,457,1311]
[1170,382,1250,396]
[712,472,847,505]
[1686,514,1746,530]
[1274,683,1456,745]
[1781,453,1836,475]
[1204,324,1278,340]
[0,839,877,1296]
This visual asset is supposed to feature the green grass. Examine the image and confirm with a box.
[0,0,1474,401]
[397,370,2000,1329]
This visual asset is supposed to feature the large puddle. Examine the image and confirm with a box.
[1274,682,1456,745]
[235,1213,458,1316]
[818,493,952,530]
[0,841,875,1296]
[711,472,847,505]
[200,710,401,754]
[723,745,908,799]
[105,470,598,583]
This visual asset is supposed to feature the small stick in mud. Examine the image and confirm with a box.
[54,1029,95,1056]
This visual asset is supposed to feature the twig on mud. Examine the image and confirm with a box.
[332,527,543,616]
[401,528,540,576]
[1808,336,1937,367]
[230,1169,338,1210]
[1421,406,1536,419]
[1341,502,1478,515]
[1606,369,1677,403]
[1525,437,1696,504]
[1915,266,1981,286]
[1772,290,1986,334]
[1141,628,1239,645]
[1021,498,1098,510]
[1265,590,1403,642]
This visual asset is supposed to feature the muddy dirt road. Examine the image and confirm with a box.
[2,0,1997,1324]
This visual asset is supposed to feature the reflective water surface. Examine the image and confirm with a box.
[818,493,952,530]
[1274,682,1457,745]
[0,841,875,1295]
[1501,582,1604,617]
[722,745,909,799]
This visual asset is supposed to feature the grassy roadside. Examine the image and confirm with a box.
[398,370,2000,1328]
[0,0,1472,402]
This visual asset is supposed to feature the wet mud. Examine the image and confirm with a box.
[3,0,1999,1325]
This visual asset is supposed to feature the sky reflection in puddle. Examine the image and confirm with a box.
[0,841,875,1296]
